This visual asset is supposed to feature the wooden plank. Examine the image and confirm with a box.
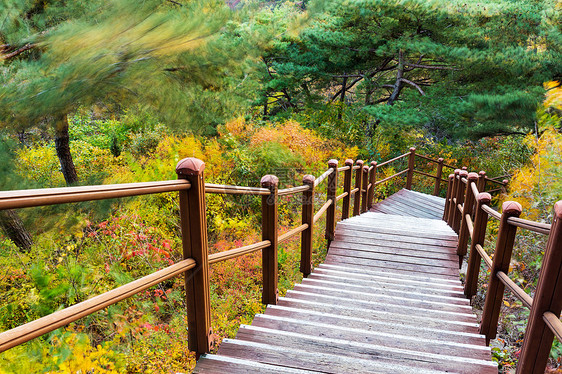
[300,278,469,304]
[312,267,464,291]
[241,320,492,360]
[324,254,460,277]
[334,230,458,247]
[274,298,481,332]
[217,339,455,374]
[318,263,461,284]
[330,243,458,268]
[338,222,458,241]
[291,284,471,313]
[328,239,457,257]
[348,215,452,232]
[378,196,442,218]
[392,189,446,211]
[307,273,465,297]
[261,306,486,344]
[232,327,497,374]
[195,354,316,373]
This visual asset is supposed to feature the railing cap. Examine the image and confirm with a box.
[454,169,461,175]
[502,201,522,216]
[479,171,486,177]
[468,172,479,181]
[302,174,315,184]
[448,174,455,179]
[345,159,354,166]
[555,201,562,219]
[461,166,468,171]
[176,158,205,176]
[363,165,369,172]
[356,159,364,166]
[328,159,338,168]
[261,175,279,188]
[410,147,416,152]
[438,157,444,162]
[371,161,377,167]
[477,192,492,203]
[459,170,469,177]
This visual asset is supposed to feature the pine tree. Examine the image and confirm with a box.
[259,0,562,139]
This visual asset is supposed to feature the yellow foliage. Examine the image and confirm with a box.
[501,128,562,220]
[544,81,562,110]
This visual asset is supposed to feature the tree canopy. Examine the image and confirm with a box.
[258,0,562,138]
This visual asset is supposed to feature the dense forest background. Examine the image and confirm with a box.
[0,0,561,372]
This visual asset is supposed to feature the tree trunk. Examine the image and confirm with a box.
[54,114,79,185]
[338,76,348,120]
[0,209,33,251]
[387,50,404,106]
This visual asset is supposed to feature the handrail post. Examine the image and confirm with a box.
[447,170,460,227]
[517,201,562,374]
[443,174,454,222]
[176,158,212,358]
[361,165,369,213]
[456,172,479,267]
[477,171,486,193]
[342,159,353,220]
[367,161,377,209]
[353,160,364,217]
[464,193,492,299]
[325,160,338,248]
[480,201,522,344]
[406,147,416,190]
[261,175,279,305]
[501,179,509,194]
[452,170,468,234]
[433,158,444,196]
[301,174,315,276]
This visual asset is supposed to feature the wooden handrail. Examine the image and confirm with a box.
[337,166,351,172]
[278,224,309,244]
[374,168,409,186]
[208,241,271,264]
[482,204,502,220]
[415,153,439,163]
[313,199,333,224]
[314,168,334,187]
[543,312,562,342]
[205,183,270,195]
[0,180,191,210]
[336,192,348,201]
[278,185,310,196]
[412,169,438,180]
[475,244,493,269]
[507,216,551,235]
[0,258,196,352]
[376,151,410,168]
[496,271,533,309]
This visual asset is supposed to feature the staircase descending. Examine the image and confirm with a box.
[194,189,497,373]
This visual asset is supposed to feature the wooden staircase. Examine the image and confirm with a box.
[194,190,497,373]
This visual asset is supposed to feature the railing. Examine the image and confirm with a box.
[0,147,510,360]
[445,168,562,373]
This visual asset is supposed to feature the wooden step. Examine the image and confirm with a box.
[283,290,478,323]
[250,314,490,358]
[217,339,467,374]
[232,326,498,374]
[261,305,486,344]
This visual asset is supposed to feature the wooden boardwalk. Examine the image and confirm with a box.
[194,189,497,373]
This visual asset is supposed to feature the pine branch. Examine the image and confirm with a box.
[400,78,425,96]
[404,62,459,71]
[1,43,35,60]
